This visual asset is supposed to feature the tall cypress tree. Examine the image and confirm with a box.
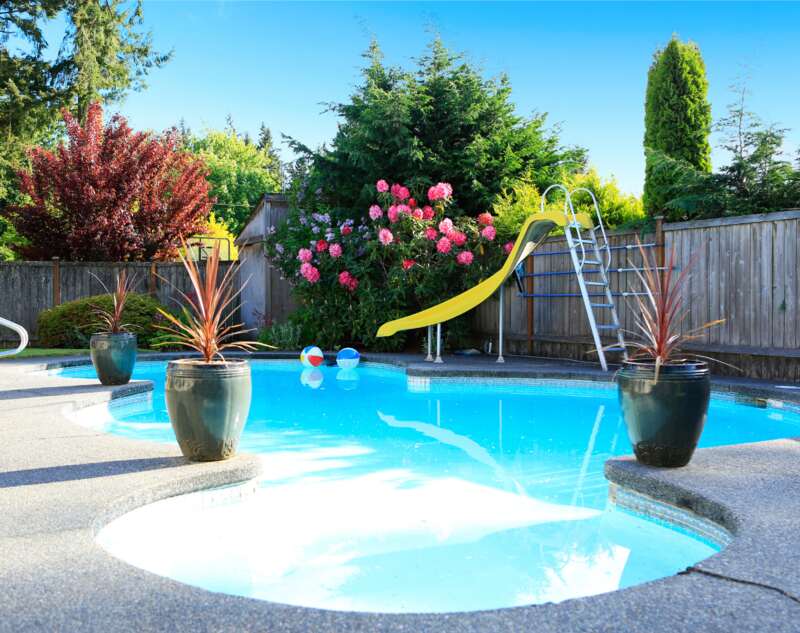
[643,36,711,215]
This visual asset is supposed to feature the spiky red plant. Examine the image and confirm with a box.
[92,270,136,334]
[626,240,723,377]
[155,241,268,362]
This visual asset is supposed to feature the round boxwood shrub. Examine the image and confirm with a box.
[37,293,168,349]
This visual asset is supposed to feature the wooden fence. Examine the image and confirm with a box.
[0,260,238,344]
[475,209,800,380]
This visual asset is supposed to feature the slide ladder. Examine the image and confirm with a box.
[0,317,29,358]
[550,186,627,371]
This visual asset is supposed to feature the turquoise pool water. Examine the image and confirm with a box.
[61,360,800,613]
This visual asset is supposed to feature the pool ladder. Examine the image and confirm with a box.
[542,186,627,371]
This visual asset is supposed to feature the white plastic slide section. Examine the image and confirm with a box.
[0,317,29,358]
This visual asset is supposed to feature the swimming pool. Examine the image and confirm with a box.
[60,360,800,613]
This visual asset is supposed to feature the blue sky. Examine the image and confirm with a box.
[40,2,800,195]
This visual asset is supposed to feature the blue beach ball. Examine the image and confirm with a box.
[336,347,360,370]
[336,368,359,391]
[300,345,324,368]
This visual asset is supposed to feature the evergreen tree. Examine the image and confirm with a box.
[288,38,586,218]
[643,36,712,215]
[64,0,171,121]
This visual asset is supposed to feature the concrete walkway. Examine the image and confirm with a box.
[1,354,799,632]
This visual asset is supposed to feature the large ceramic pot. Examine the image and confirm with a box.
[90,332,137,386]
[617,360,710,467]
[165,358,251,462]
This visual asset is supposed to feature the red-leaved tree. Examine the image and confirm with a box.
[4,102,213,261]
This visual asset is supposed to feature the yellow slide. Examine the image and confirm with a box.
[376,210,592,338]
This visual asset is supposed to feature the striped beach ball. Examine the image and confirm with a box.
[300,345,324,368]
[336,347,360,370]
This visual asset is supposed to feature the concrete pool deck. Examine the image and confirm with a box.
[0,352,798,632]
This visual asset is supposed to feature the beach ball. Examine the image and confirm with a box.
[336,368,359,391]
[336,347,360,370]
[300,368,324,389]
[300,345,324,368]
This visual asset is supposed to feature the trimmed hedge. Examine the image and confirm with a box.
[37,293,168,349]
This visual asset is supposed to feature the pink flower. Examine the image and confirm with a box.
[428,182,453,202]
[503,241,514,254]
[438,218,454,234]
[408,198,417,208]
[402,259,416,271]
[411,208,424,220]
[376,179,389,193]
[342,271,359,292]
[396,204,410,215]
[387,205,399,223]
[369,205,383,220]
[481,225,496,241]
[425,227,438,241]
[390,183,410,200]
[422,205,435,220]
[329,243,342,258]
[478,212,494,226]
[316,239,328,253]
[456,250,474,266]
[341,225,353,236]
[338,271,358,293]
[436,237,452,254]
[301,263,320,283]
[378,228,394,245]
[447,230,467,247]
[297,248,312,263]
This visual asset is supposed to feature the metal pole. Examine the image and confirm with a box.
[434,323,443,363]
[425,325,433,362]
[497,284,505,363]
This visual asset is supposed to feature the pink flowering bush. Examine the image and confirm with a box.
[265,179,509,350]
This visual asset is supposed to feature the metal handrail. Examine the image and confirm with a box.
[570,187,611,270]
[540,184,585,267]
[0,317,29,358]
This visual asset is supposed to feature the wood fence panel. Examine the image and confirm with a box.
[473,210,800,372]
[0,260,237,343]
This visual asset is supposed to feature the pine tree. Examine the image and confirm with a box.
[65,0,171,121]
[643,36,712,215]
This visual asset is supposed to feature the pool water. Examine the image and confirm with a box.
[61,360,800,613]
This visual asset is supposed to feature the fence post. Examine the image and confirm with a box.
[526,255,534,355]
[655,216,665,269]
[149,262,157,295]
[52,257,61,307]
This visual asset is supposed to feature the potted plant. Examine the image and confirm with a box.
[90,270,138,385]
[616,243,723,467]
[156,242,268,462]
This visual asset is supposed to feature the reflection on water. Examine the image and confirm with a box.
[64,361,800,613]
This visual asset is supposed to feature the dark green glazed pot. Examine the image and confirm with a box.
[165,359,252,462]
[617,360,710,468]
[89,332,137,386]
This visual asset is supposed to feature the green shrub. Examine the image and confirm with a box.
[37,293,168,348]
[258,321,302,351]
